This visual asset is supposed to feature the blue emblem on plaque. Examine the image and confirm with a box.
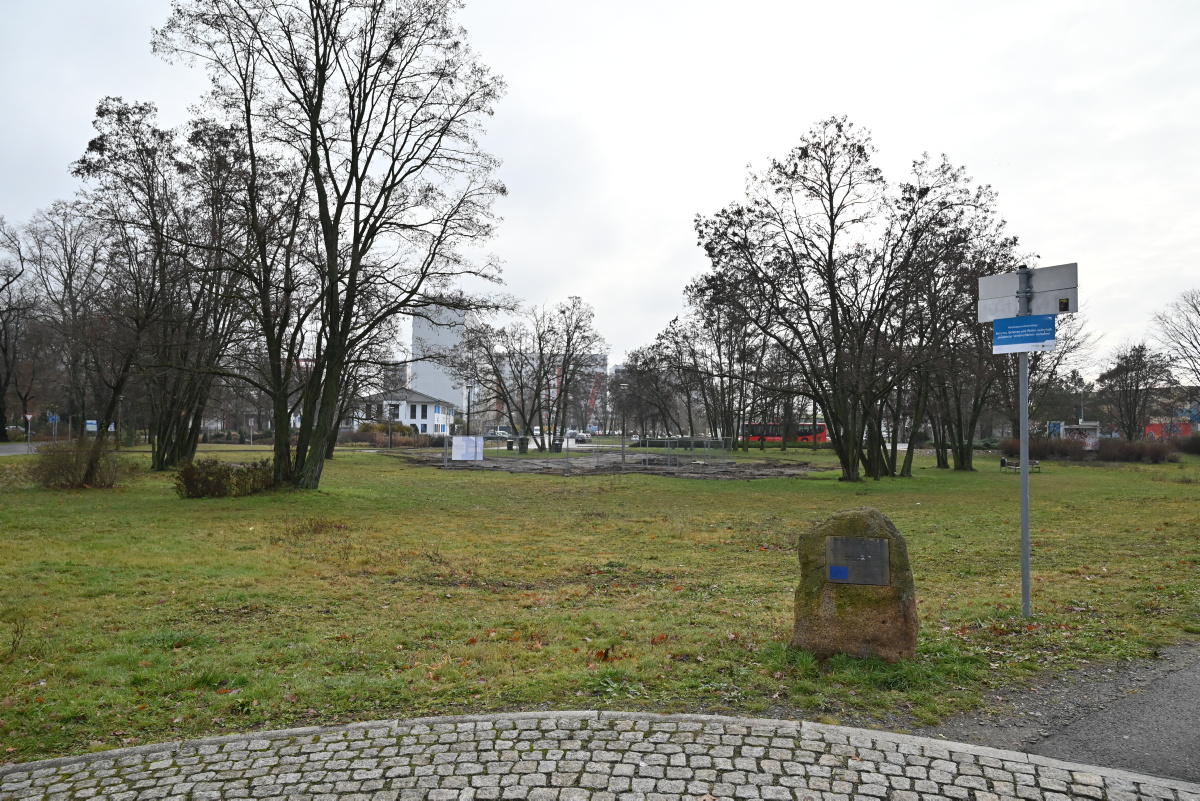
[829,565,849,580]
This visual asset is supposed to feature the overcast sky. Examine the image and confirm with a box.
[2,1,1198,366]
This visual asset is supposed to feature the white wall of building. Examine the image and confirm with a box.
[411,308,465,409]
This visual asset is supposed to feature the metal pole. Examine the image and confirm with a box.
[1019,351,1031,618]
[620,383,628,472]
[1017,264,1032,618]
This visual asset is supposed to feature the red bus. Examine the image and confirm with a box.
[742,422,827,443]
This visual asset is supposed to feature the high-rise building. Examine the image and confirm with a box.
[410,308,465,408]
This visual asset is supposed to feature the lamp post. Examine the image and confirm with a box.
[620,382,628,472]
[466,383,474,436]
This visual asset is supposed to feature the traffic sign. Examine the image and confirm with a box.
[86,420,98,432]
[993,314,1056,354]
[25,414,33,421]
[978,262,1078,323]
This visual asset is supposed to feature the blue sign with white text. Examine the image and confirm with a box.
[993,314,1056,354]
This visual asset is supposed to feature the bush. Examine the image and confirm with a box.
[1097,439,1177,464]
[174,458,275,499]
[29,441,132,488]
[999,437,1086,461]
[1170,434,1200,455]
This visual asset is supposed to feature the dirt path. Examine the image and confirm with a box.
[389,448,835,480]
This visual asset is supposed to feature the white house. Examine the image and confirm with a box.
[360,388,456,435]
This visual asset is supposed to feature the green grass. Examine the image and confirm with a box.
[0,450,1198,760]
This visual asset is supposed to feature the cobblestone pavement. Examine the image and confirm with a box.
[2,712,1198,801]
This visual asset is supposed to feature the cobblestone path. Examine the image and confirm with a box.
[2,712,1197,801]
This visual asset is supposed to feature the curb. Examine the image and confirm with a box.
[1,710,1197,794]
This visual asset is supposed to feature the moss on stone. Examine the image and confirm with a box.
[791,507,918,662]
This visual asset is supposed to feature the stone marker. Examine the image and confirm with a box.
[790,507,918,662]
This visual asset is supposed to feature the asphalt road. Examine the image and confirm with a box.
[1030,645,1200,782]
[915,640,1200,783]
[0,442,35,456]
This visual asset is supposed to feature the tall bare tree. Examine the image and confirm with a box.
[1153,288,1200,390]
[156,0,506,488]
[1096,342,1173,441]
[464,298,606,451]
[696,117,1005,479]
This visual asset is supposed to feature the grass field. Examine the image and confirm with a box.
[1,447,1198,762]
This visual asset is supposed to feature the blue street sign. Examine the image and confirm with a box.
[47,413,58,423]
[993,314,1056,354]
[86,420,98,432]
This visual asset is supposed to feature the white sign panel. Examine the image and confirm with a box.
[451,435,484,461]
[978,263,1078,323]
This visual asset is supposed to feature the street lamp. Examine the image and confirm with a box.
[620,382,629,472]
[466,383,474,436]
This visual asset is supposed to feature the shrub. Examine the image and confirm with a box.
[174,458,275,499]
[1097,439,1177,464]
[29,441,131,488]
[999,437,1086,461]
[1170,434,1200,455]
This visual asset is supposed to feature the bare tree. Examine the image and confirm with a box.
[1096,342,1173,441]
[1153,288,1200,389]
[0,221,36,441]
[695,117,1004,479]
[156,0,506,488]
[464,298,606,451]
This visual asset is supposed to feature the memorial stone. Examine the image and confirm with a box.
[790,507,918,662]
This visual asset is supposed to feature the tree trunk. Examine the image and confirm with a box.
[899,381,927,478]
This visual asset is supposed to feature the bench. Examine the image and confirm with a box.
[1000,458,1040,472]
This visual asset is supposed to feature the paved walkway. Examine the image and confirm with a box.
[2,712,1197,801]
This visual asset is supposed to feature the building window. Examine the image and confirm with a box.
[421,404,428,419]
[421,423,427,433]
[410,404,417,419]
[435,405,440,414]
[389,404,399,419]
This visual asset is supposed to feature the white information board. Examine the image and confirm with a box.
[451,435,484,461]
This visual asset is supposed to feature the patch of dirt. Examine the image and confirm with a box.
[388,449,834,481]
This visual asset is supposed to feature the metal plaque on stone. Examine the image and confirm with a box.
[825,536,890,585]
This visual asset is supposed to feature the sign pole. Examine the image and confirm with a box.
[1016,265,1033,618]
[1019,350,1031,617]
